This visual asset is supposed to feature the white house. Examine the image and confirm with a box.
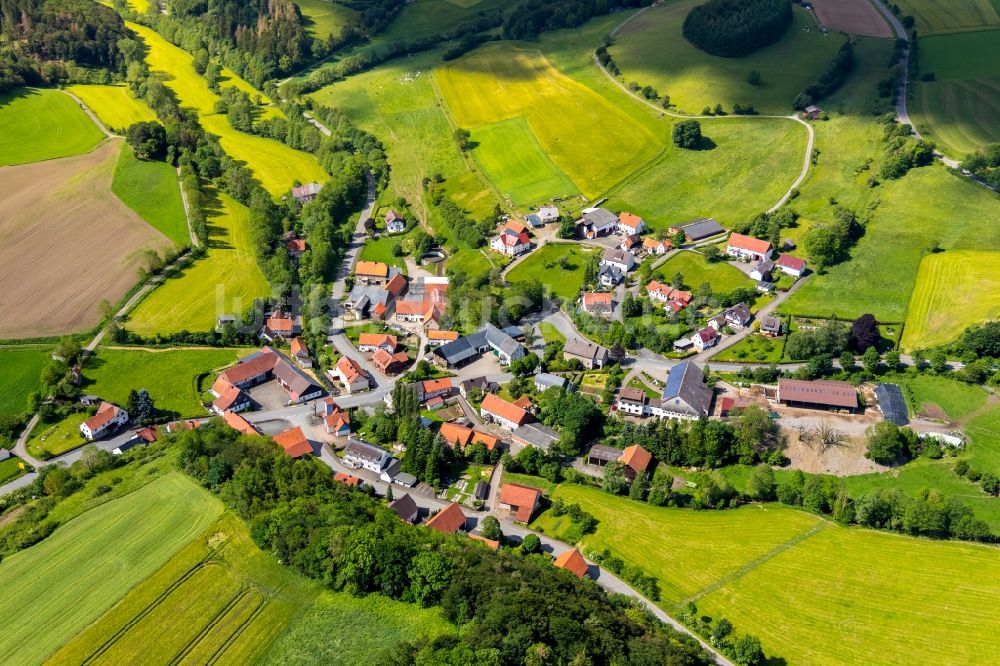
[534,373,567,392]
[617,211,645,235]
[80,402,129,440]
[385,209,406,233]
[601,247,635,273]
[725,303,753,329]
[332,356,370,394]
[344,439,391,472]
[538,206,560,224]
[691,327,719,352]
[357,333,397,353]
[726,233,772,262]
[775,254,807,277]
[599,265,623,287]
[490,229,531,256]
[642,238,671,255]
[577,208,617,238]
[749,258,774,282]
[480,393,529,431]
[652,361,713,421]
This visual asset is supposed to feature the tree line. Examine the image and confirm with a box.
[682,0,792,58]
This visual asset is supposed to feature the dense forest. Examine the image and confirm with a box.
[682,0,792,58]
[504,0,651,40]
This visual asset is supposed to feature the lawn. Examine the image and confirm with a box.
[65,84,157,133]
[357,229,415,270]
[83,346,252,417]
[112,143,189,245]
[470,117,580,205]
[128,22,327,194]
[26,414,89,459]
[500,471,557,495]
[901,250,1000,350]
[713,333,785,363]
[538,321,566,344]
[0,456,28,485]
[126,191,270,335]
[506,243,594,300]
[655,251,750,294]
[540,483,1000,666]
[0,472,222,665]
[609,2,846,114]
[0,88,104,165]
[895,0,1000,33]
[50,512,315,666]
[893,373,988,419]
[0,345,48,417]
[296,0,359,39]
[263,590,454,665]
[436,43,662,199]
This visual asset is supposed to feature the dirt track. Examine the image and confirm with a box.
[810,0,894,38]
[0,140,172,338]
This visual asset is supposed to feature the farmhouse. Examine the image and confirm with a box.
[646,281,691,310]
[355,261,391,285]
[490,228,531,256]
[775,254,807,277]
[427,330,459,347]
[290,337,312,368]
[344,438,392,472]
[538,206,560,224]
[692,327,719,352]
[534,372,567,392]
[621,444,654,482]
[615,387,649,416]
[587,444,624,467]
[260,308,300,342]
[778,378,858,412]
[601,247,635,273]
[221,410,260,436]
[620,234,641,252]
[553,548,589,578]
[80,402,129,440]
[670,218,725,242]
[576,208,618,238]
[291,182,322,203]
[324,398,351,437]
[581,291,614,318]
[512,422,560,452]
[617,211,645,235]
[332,356,370,394]
[358,333,397,353]
[210,385,250,415]
[212,347,323,404]
[385,209,406,233]
[344,284,393,321]
[426,502,467,534]
[562,339,609,369]
[480,393,529,430]
[499,483,543,523]
[393,299,441,325]
[726,233,772,262]
[418,378,453,403]
[749,258,774,282]
[389,493,419,523]
[760,315,783,337]
[373,349,409,374]
[274,426,312,458]
[643,237,671,255]
[658,361,713,420]
[433,323,526,368]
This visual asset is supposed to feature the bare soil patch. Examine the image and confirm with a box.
[811,0,894,38]
[0,140,171,338]
[781,421,887,476]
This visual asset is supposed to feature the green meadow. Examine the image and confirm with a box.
[895,0,1000,34]
[0,88,104,165]
[296,0,359,38]
[0,345,49,417]
[655,250,751,293]
[506,243,596,300]
[112,144,189,245]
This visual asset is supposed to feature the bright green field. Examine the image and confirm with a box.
[50,512,314,666]
[26,414,88,458]
[264,590,454,665]
[0,472,222,665]
[0,456,28,484]
[112,144,189,245]
[901,250,1000,350]
[0,88,104,165]
[610,2,846,114]
[83,346,252,417]
[655,250,751,293]
[357,227,416,270]
[470,117,580,205]
[296,0,359,38]
[65,84,157,133]
[128,22,326,194]
[436,43,662,199]
[895,0,1000,34]
[506,243,596,300]
[895,374,988,419]
[539,321,566,343]
[126,192,270,335]
[538,483,1000,666]
[0,345,48,417]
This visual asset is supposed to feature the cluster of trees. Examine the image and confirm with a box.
[672,119,702,149]
[955,460,1000,498]
[175,424,715,665]
[590,547,660,601]
[803,205,864,271]
[864,420,921,465]
[793,42,855,110]
[784,319,849,360]
[961,142,1000,190]
[951,321,1000,361]
[878,113,934,180]
[533,386,603,454]
[682,0,792,58]
[733,207,798,249]
[503,0,650,40]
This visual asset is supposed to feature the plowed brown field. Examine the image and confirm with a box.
[811,0,893,38]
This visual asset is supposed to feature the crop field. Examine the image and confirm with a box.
[895,0,1000,33]
[84,346,251,417]
[51,512,314,666]
[113,144,189,245]
[128,22,327,194]
[65,84,157,133]
[0,88,105,165]
[126,192,270,336]
[296,0,359,38]
[810,0,893,38]
[901,250,1000,350]
[655,250,750,294]
[506,243,594,300]
[436,44,662,199]
[610,3,847,114]
[470,118,580,205]
[0,472,222,665]
[538,483,1000,666]
[264,590,454,665]
[0,345,48,417]
[0,140,172,339]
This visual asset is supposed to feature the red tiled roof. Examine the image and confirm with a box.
[643,237,671,250]
[83,402,122,432]
[513,395,533,410]
[428,330,460,341]
[647,280,672,298]
[274,426,312,458]
[359,333,397,349]
[218,349,278,388]
[621,444,653,473]
[472,430,500,450]
[618,211,643,227]
[553,548,589,578]
[286,238,307,253]
[422,378,452,394]
[213,385,246,412]
[778,378,858,409]
[290,337,308,357]
[439,422,474,447]
[696,327,719,343]
[136,426,158,442]
[727,233,771,255]
[334,472,363,487]
[221,410,259,436]
[426,502,467,534]
[356,261,389,278]
[499,483,542,522]
[583,292,613,306]
[776,254,806,271]
[481,393,528,427]
[504,220,529,235]
[384,273,407,297]
[468,533,500,551]
[325,410,350,432]
[336,356,368,383]
[394,300,426,316]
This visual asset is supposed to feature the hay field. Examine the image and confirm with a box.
[0,140,173,339]
[0,88,104,165]
[539,483,1000,666]
[113,144,189,245]
[296,0,359,38]
[127,22,327,194]
[65,84,157,133]
[895,0,1000,33]
[506,243,594,300]
[810,0,893,38]
[436,44,662,199]
[610,2,846,114]
[0,472,222,665]
[901,250,1000,350]
[0,345,48,417]
[125,192,270,335]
